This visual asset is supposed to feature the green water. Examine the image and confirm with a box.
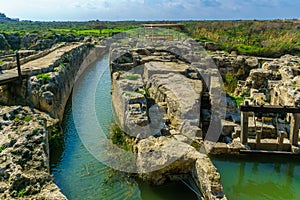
[51,54,198,200]
[213,155,300,200]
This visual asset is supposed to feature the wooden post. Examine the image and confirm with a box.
[290,113,300,146]
[278,131,285,151]
[16,51,22,83]
[152,26,154,40]
[241,111,249,145]
[256,131,261,145]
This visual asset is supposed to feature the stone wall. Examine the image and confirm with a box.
[0,44,108,199]
[0,44,107,121]
[28,45,107,121]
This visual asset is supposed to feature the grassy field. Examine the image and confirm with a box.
[183,20,300,57]
[0,21,140,36]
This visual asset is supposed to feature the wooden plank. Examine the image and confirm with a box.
[16,52,22,82]
[240,149,300,155]
[240,105,300,113]
[0,71,19,85]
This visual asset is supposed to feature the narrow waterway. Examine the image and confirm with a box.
[51,53,300,200]
[51,54,198,200]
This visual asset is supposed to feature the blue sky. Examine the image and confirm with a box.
[1,0,299,21]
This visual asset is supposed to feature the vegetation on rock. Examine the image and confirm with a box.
[36,73,51,81]
[224,72,238,93]
[109,123,134,152]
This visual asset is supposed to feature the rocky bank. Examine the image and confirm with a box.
[0,42,108,199]
[110,39,226,200]
[0,106,66,199]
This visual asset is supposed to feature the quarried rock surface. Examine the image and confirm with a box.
[110,40,226,200]
[0,106,66,199]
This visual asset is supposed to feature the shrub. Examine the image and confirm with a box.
[224,72,238,93]
[232,96,245,106]
[109,123,133,152]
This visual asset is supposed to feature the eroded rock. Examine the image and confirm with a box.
[0,106,66,200]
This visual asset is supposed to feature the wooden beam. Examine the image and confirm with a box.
[16,51,22,83]
[240,105,300,114]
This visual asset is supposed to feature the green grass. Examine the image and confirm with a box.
[49,27,134,36]
[52,125,59,134]
[24,116,32,122]
[8,136,15,141]
[229,94,245,106]
[36,73,50,81]
[0,144,8,153]
[1,20,299,57]
[17,189,25,197]
[136,88,145,95]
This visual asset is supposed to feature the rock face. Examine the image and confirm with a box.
[135,136,196,184]
[27,43,92,121]
[149,72,202,138]
[234,54,300,107]
[211,51,259,80]
[267,55,300,107]
[111,72,147,135]
[135,136,226,200]
[110,40,226,200]
[0,106,66,199]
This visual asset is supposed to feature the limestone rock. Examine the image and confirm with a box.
[0,106,66,199]
[110,39,227,200]
[149,73,202,131]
